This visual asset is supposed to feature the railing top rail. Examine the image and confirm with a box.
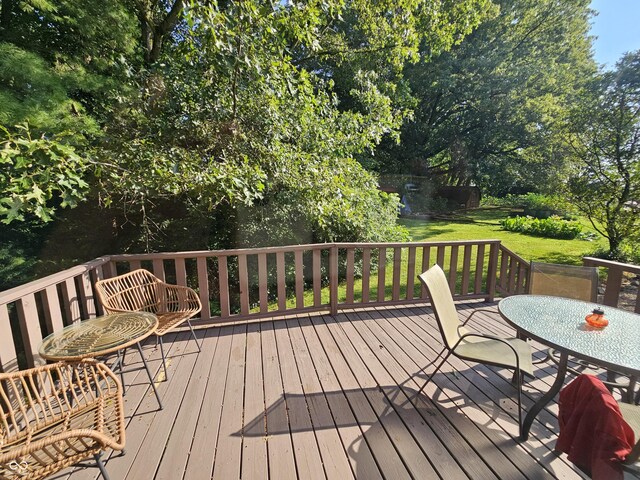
[107,240,504,261]
[334,240,502,248]
[583,257,640,275]
[498,244,530,265]
[0,256,111,305]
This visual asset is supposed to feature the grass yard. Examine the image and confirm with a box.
[400,207,606,265]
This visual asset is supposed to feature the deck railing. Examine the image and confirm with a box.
[1,239,616,371]
[582,257,640,313]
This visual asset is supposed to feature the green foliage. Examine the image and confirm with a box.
[565,51,640,258]
[482,193,575,218]
[500,215,583,239]
[0,124,88,223]
[369,0,595,194]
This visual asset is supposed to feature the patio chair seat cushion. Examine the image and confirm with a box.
[454,337,534,377]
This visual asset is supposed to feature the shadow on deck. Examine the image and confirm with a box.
[54,300,590,480]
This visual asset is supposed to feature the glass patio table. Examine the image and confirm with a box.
[498,294,640,440]
[39,311,163,409]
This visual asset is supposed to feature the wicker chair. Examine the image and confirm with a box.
[95,269,202,379]
[0,361,125,480]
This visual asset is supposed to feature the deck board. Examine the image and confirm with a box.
[58,301,595,480]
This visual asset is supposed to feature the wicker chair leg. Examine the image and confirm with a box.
[94,452,110,480]
[116,349,126,395]
[136,342,163,410]
[187,319,202,353]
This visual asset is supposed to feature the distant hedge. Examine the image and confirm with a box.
[500,215,583,239]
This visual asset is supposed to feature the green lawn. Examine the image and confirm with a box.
[400,207,606,265]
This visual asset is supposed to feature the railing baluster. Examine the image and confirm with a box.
[197,257,211,321]
[421,246,430,299]
[406,247,416,300]
[175,258,187,286]
[436,245,445,268]
[461,245,472,295]
[448,245,459,293]
[362,248,371,304]
[152,259,165,281]
[499,249,508,292]
[346,248,355,304]
[392,247,401,301]
[239,255,249,315]
[17,294,43,367]
[295,250,304,309]
[79,271,96,319]
[377,248,386,302]
[475,244,485,294]
[313,249,322,307]
[517,262,528,294]
[276,252,286,312]
[486,242,500,301]
[0,304,18,372]
[63,278,82,324]
[508,256,517,292]
[329,246,338,315]
[42,285,64,333]
[218,256,231,318]
[603,267,623,307]
[258,253,268,314]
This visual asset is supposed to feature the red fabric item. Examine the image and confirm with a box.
[555,374,635,480]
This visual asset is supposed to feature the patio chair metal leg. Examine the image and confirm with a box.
[93,452,110,480]
[136,342,163,410]
[417,349,453,395]
[187,319,201,352]
[515,366,522,433]
[412,346,446,382]
[159,336,167,380]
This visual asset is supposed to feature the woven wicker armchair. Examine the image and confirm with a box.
[95,269,202,379]
[0,361,125,480]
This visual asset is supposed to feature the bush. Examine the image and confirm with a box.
[483,193,576,219]
[500,215,583,239]
[590,242,640,264]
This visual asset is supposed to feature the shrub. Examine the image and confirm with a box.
[500,215,583,239]
[483,193,576,219]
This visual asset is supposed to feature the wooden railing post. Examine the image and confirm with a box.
[329,244,339,316]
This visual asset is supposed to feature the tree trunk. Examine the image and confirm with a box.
[136,0,184,66]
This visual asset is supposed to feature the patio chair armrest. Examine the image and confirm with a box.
[159,282,202,313]
[454,332,521,369]
[460,308,498,327]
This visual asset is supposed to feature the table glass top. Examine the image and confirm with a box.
[39,312,158,360]
[498,295,640,374]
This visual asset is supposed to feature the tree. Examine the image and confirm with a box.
[88,0,492,249]
[1,0,492,273]
[565,51,640,258]
[368,0,596,195]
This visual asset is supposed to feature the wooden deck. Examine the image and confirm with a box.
[53,301,592,480]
